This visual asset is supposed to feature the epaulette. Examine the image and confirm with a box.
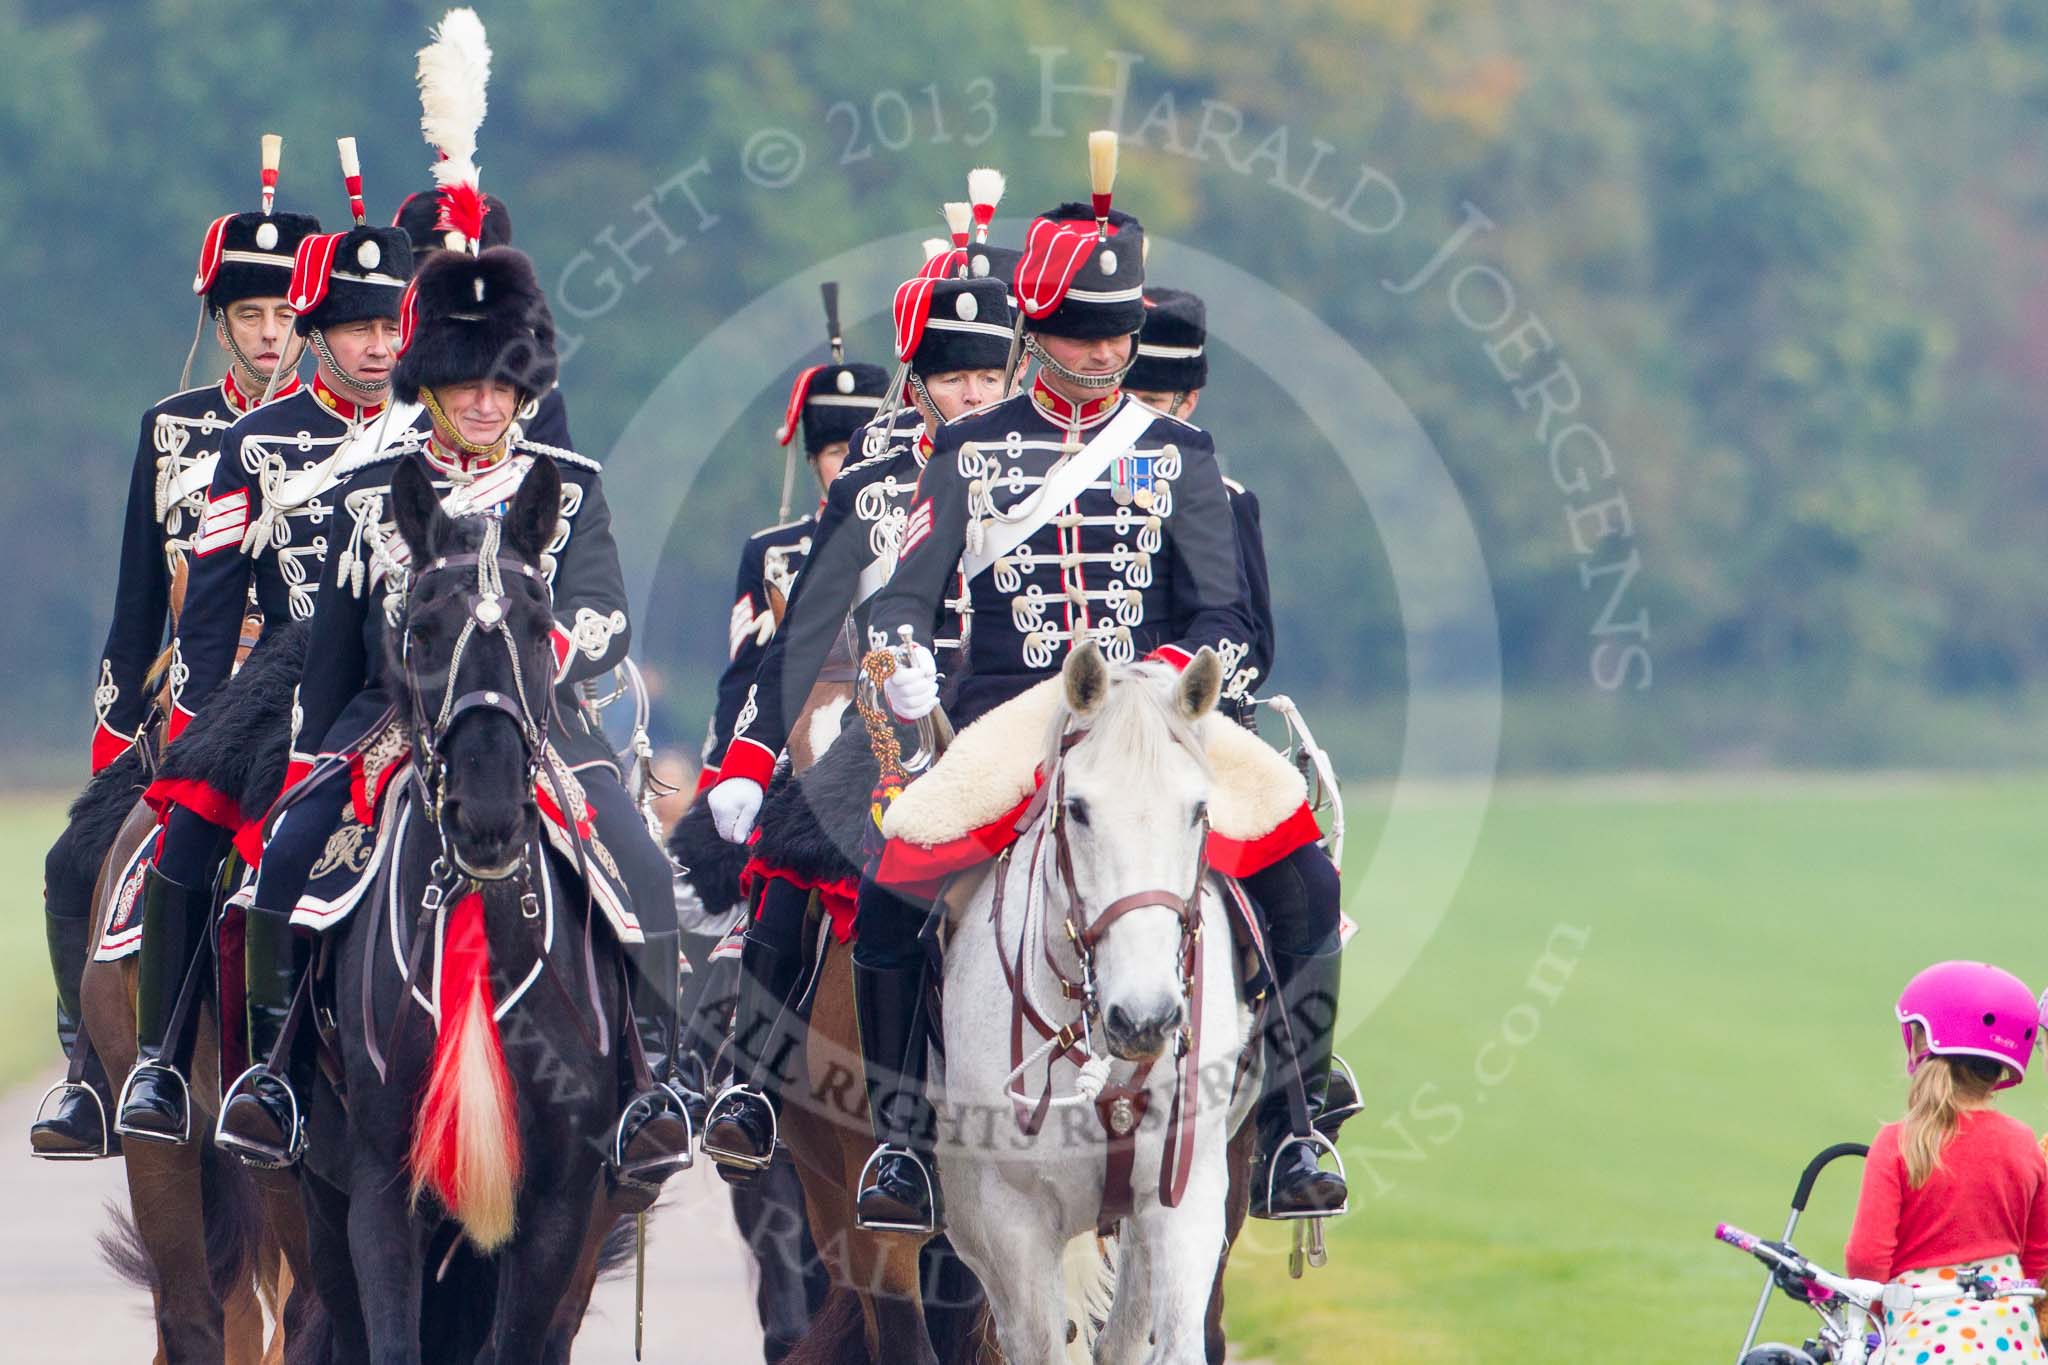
[511,437,602,472]
[747,516,812,542]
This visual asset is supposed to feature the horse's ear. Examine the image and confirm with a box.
[505,454,562,560]
[1063,641,1110,718]
[390,455,450,564]
[1176,647,1223,722]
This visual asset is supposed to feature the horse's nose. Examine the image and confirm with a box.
[449,797,525,871]
[1103,997,1183,1061]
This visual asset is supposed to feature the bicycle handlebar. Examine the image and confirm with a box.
[1716,1223,2045,1310]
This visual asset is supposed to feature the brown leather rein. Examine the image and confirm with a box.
[991,727,1212,1233]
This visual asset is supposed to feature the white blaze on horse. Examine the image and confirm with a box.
[926,644,1259,1362]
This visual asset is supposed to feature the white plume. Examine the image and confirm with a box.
[921,237,949,261]
[968,166,1006,212]
[417,7,491,189]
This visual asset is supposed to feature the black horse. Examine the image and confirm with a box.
[294,456,631,1363]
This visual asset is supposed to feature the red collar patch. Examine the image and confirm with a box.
[221,368,302,415]
[1030,374,1120,427]
[312,372,385,422]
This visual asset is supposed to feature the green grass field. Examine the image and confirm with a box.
[1222,775,2048,1364]
[1,798,67,1092]
[3,780,2040,1361]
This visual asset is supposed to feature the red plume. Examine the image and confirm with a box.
[436,183,489,250]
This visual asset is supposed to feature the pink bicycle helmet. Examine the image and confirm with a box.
[1895,961,2037,1089]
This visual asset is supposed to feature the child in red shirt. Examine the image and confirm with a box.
[1845,961,2048,1362]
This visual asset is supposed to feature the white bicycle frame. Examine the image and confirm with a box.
[1718,1222,2046,1364]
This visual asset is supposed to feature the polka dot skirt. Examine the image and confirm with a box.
[1881,1256,2048,1363]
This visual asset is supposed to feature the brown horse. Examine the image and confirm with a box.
[81,800,296,1365]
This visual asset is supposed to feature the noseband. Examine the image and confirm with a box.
[1042,728,1210,1029]
[401,517,551,880]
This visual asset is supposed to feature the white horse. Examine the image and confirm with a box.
[937,644,1256,1363]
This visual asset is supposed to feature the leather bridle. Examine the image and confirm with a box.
[994,724,1211,1225]
[399,518,551,881]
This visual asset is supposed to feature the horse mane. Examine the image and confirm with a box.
[1042,659,1211,784]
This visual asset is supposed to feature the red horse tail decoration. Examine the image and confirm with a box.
[408,891,522,1250]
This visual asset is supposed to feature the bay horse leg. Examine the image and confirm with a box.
[782,939,935,1363]
[344,1155,424,1365]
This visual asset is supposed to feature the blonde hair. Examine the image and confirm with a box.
[1901,1024,2008,1187]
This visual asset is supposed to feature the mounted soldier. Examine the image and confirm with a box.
[209,220,699,1188]
[112,140,417,1144]
[393,184,575,450]
[693,288,889,799]
[850,137,1351,1233]
[30,136,321,1158]
[701,247,1019,1179]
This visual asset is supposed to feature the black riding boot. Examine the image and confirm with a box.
[702,931,807,1182]
[29,905,118,1158]
[852,960,941,1234]
[216,904,304,1167]
[674,929,737,1130]
[1249,944,1350,1219]
[613,930,697,1189]
[115,865,205,1144]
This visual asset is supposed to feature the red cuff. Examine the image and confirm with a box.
[283,757,314,795]
[166,704,196,745]
[717,736,778,788]
[1146,645,1194,672]
[91,721,136,774]
[692,765,721,798]
[550,625,574,683]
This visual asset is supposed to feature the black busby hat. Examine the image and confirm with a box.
[1015,131,1144,339]
[192,134,320,311]
[1016,204,1145,339]
[778,362,890,456]
[774,281,888,457]
[1127,288,1208,394]
[896,277,1013,378]
[393,187,513,259]
[289,225,415,334]
[391,246,558,404]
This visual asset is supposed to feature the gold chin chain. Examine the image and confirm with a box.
[420,386,511,462]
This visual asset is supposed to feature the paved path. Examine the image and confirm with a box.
[0,1074,763,1362]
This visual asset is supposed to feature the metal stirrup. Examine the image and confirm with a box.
[700,1083,778,1171]
[612,1090,696,1186]
[214,1065,305,1168]
[1261,1130,1349,1221]
[29,1081,111,1160]
[113,1060,191,1145]
[854,1144,937,1235]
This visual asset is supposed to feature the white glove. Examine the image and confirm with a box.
[883,643,940,721]
[708,777,765,844]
